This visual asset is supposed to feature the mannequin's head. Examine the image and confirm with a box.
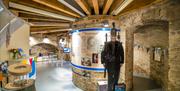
[111,22,116,42]
[111,35,116,42]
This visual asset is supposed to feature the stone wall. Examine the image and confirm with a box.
[30,33,71,60]
[118,0,180,91]
[30,34,58,47]
[30,43,58,56]
[133,25,168,81]
[167,0,180,90]
[72,67,106,91]
[133,47,150,78]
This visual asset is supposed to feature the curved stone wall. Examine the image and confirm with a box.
[71,28,112,68]
[71,28,114,91]
[72,66,105,91]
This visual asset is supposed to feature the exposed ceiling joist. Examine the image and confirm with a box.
[103,0,114,15]
[118,0,158,15]
[9,8,68,22]
[32,0,81,18]
[26,19,70,23]
[31,30,68,34]
[111,0,134,15]
[29,22,70,27]
[10,0,77,18]
[31,26,67,30]
[30,27,69,32]
[11,11,70,22]
[31,26,66,28]
[9,8,49,17]
[75,0,91,15]
[57,0,85,16]
[92,0,99,15]
[9,2,76,21]
[18,12,69,22]
[109,0,124,14]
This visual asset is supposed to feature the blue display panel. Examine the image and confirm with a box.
[63,48,71,53]
[70,28,120,34]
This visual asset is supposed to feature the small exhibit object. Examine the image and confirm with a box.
[97,80,107,91]
[115,83,126,91]
[81,57,91,66]
[8,63,31,76]
[92,53,98,63]
[63,48,71,53]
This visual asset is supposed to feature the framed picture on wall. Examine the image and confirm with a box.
[81,57,91,66]
[154,47,162,61]
[92,53,98,63]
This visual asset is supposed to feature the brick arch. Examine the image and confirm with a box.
[30,43,59,55]
[133,19,169,81]
[134,19,169,33]
[123,19,169,91]
[32,43,58,50]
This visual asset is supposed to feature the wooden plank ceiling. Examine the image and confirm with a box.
[7,0,158,33]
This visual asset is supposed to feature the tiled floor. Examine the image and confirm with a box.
[35,61,82,91]
[35,61,162,91]
[133,76,162,91]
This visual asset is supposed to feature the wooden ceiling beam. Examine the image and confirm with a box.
[103,0,114,15]
[31,26,67,30]
[32,0,81,18]
[109,0,124,15]
[75,0,91,15]
[9,8,48,16]
[30,27,69,32]
[9,2,76,21]
[10,0,76,18]
[111,0,134,15]
[26,19,70,23]
[18,12,55,19]
[29,22,70,27]
[31,30,68,34]
[31,26,66,28]
[18,12,70,22]
[118,0,158,15]
[9,8,67,22]
[9,9,70,23]
[92,0,99,15]
[57,0,85,16]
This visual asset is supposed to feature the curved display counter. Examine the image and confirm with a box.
[71,63,106,91]
[4,79,36,91]
[71,28,119,91]
[8,63,31,76]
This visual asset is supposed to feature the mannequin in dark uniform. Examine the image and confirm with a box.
[101,22,124,91]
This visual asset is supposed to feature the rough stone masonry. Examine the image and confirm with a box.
[118,0,180,91]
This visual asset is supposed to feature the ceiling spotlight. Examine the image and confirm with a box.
[103,20,109,27]
[104,24,109,27]
[43,36,50,43]
[29,36,33,41]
